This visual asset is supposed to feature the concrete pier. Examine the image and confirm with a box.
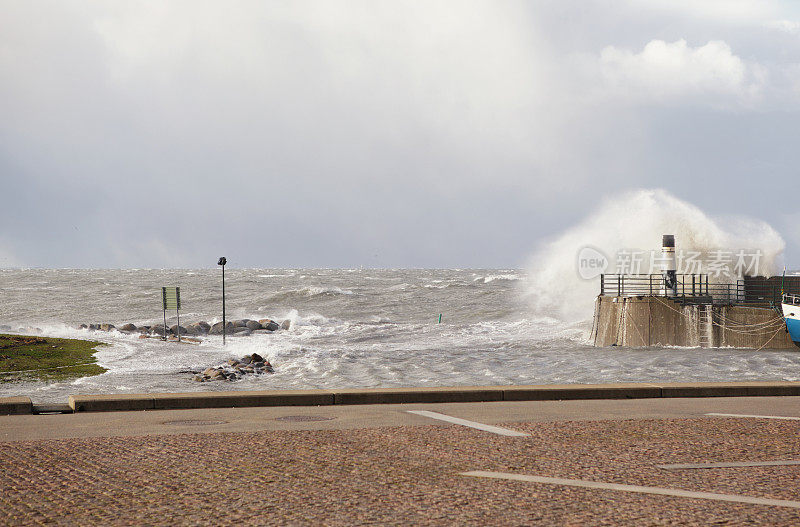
[591,295,797,349]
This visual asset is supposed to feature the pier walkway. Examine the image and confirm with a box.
[3,395,800,524]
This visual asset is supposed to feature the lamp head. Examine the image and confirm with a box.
[217,257,227,266]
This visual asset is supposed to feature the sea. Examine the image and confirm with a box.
[1,268,800,403]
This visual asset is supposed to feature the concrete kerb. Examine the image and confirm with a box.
[69,394,154,413]
[0,396,32,415]
[68,391,336,412]
[503,383,663,401]
[333,386,505,405]
[23,381,800,413]
[151,390,335,410]
[658,381,800,398]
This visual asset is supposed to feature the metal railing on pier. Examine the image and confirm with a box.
[600,274,709,298]
[599,274,795,307]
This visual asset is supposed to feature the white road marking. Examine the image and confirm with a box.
[706,413,800,421]
[461,471,800,509]
[406,410,529,437]
[659,460,800,470]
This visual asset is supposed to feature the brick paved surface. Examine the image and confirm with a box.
[2,417,800,525]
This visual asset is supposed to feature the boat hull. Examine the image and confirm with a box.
[782,303,800,348]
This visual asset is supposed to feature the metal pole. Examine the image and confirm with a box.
[177,305,181,342]
[163,306,167,342]
[222,263,226,346]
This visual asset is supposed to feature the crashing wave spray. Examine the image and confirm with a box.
[524,189,785,321]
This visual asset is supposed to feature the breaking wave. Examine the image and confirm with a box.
[524,188,785,321]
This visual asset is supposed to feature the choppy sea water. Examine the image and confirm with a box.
[1,268,799,403]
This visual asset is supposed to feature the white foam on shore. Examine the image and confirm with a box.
[3,267,799,404]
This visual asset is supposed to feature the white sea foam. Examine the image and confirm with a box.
[524,188,785,320]
[2,266,799,404]
[299,286,355,296]
[478,274,523,283]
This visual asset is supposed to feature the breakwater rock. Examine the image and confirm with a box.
[78,318,291,338]
[191,353,275,382]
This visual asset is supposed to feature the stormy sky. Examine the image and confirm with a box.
[1,1,799,268]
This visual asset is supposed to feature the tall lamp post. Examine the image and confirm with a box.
[218,256,227,345]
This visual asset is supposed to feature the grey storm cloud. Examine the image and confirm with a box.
[1,0,799,268]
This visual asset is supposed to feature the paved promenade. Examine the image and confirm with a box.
[2,396,800,525]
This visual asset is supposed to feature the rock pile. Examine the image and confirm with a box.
[78,318,291,338]
[192,353,274,382]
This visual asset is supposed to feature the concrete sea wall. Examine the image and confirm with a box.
[591,295,796,349]
[5,381,800,414]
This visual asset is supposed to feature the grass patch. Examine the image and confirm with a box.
[0,334,107,382]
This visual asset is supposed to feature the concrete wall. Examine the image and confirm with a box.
[590,296,620,346]
[591,296,697,347]
[592,295,797,350]
[717,305,795,349]
[7,380,800,414]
